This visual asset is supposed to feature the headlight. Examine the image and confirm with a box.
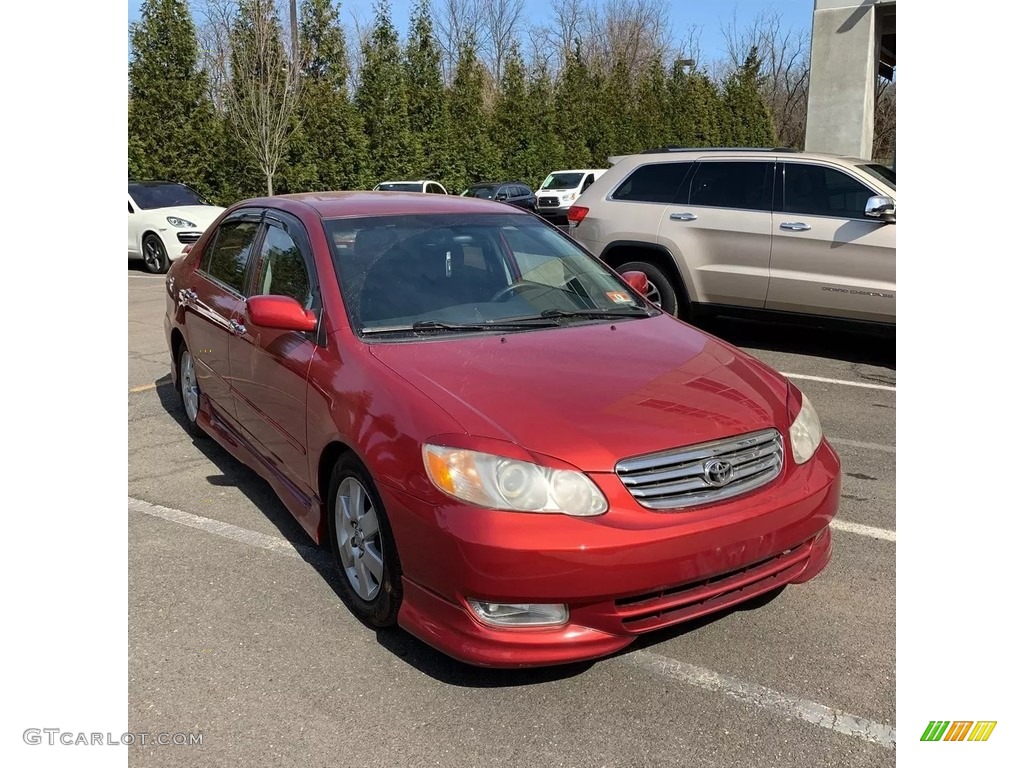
[789,391,823,464]
[562,192,577,201]
[422,445,607,516]
[166,216,196,228]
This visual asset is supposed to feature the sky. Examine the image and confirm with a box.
[127,0,815,66]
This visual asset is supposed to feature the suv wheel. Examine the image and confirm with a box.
[618,261,681,317]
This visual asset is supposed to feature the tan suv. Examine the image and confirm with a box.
[567,148,895,330]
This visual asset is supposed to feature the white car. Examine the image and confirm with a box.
[535,169,607,222]
[372,180,448,195]
[128,181,225,273]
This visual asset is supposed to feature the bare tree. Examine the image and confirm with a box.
[195,0,238,112]
[432,0,485,85]
[345,3,373,93]
[217,0,304,195]
[479,0,526,83]
[873,78,896,163]
[583,0,671,78]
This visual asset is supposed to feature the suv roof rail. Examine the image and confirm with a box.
[639,146,799,154]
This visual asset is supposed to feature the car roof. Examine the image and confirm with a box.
[234,191,527,219]
[608,148,875,165]
[375,180,436,185]
[545,169,604,174]
[469,181,526,187]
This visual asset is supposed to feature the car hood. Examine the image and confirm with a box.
[367,315,791,472]
[148,205,224,229]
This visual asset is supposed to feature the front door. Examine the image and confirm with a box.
[767,161,896,323]
[228,213,319,497]
[184,212,263,424]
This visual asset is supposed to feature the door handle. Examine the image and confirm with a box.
[669,212,697,222]
[229,319,246,335]
[780,222,811,232]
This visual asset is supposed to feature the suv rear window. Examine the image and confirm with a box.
[611,163,692,203]
[687,161,772,211]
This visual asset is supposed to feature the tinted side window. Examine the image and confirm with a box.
[253,226,312,308]
[688,162,772,211]
[128,201,134,213]
[519,186,531,197]
[612,163,692,203]
[203,220,260,293]
[783,163,874,219]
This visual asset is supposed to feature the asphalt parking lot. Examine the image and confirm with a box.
[127,267,896,767]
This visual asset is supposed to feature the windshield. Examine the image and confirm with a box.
[464,186,498,199]
[857,164,895,190]
[375,182,423,192]
[128,182,208,209]
[324,213,654,336]
[541,173,584,190]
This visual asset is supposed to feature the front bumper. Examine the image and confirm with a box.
[157,228,202,261]
[385,440,841,668]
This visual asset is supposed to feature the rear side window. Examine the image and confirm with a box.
[253,225,313,308]
[612,163,692,203]
[783,163,875,219]
[688,161,772,211]
[202,220,260,293]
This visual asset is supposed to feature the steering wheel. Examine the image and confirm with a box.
[490,282,532,302]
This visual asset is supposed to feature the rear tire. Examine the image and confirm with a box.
[618,260,682,318]
[327,455,403,628]
[176,344,207,439]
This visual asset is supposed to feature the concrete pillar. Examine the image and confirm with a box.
[804,0,880,159]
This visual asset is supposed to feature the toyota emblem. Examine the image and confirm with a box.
[703,459,734,487]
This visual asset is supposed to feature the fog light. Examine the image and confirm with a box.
[468,600,568,628]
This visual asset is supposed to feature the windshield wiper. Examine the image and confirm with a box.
[361,318,558,335]
[539,307,657,320]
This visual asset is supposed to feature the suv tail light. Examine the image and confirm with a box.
[567,205,589,224]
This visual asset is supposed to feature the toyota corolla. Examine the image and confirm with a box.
[163,192,840,668]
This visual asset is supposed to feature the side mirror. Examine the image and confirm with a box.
[246,295,317,332]
[865,195,896,223]
[621,270,650,296]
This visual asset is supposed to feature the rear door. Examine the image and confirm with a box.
[228,212,320,495]
[185,210,263,424]
[658,159,775,308]
[767,161,896,323]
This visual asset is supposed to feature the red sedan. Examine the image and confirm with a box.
[164,192,840,668]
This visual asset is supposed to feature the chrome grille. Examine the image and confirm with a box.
[615,429,784,510]
[177,232,202,244]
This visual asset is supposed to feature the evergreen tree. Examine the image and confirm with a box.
[284,0,370,192]
[128,0,217,197]
[634,59,670,152]
[491,43,531,183]
[520,63,564,186]
[592,59,637,162]
[403,0,449,182]
[555,43,598,168]
[447,36,499,191]
[355,1,416,182]
[721,47,776,146]
[666,59,725,147]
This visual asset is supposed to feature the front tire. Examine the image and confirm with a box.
[176,344,206,439]
[328,455,403,627]
[142,233,170,274]
[618,260,682,318]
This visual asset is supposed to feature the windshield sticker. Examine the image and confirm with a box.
[606,291,631,304]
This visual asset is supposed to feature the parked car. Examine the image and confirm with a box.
[535,168,606,222]
[461,181,537,211]
[164,191,839,668]
[569,147,896,330]
[373,180,448,194]
[129,181,225,274]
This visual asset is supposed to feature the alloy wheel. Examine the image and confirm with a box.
[335,477,384,601]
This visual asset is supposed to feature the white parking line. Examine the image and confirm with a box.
[783,373,896,392]
[621,651,896,749]
[128,497,331,567]
[831,519,896,542]
[829,437,896,454]
[129,494,896,749]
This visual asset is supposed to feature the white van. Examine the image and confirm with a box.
[535,169,607,222]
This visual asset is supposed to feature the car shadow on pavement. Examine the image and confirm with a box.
[151,381,788,686]
[696,317,896,371]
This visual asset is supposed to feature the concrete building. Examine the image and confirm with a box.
[804,0,895,160]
